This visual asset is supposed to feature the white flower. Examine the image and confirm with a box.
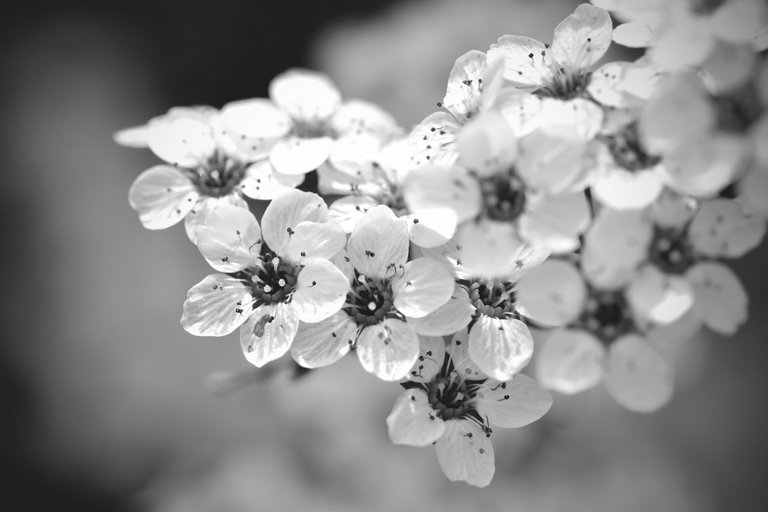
[385,334,552,487]
[181,190,350,367]
[289,205,455,381]
[123,106,302,241]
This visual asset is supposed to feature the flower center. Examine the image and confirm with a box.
[601,122,661,172]
[192,151,246,197]
[250,255,299,306]
[714,84,764,133]
[579,289,634,344]
[293,120,330,139]
[479,172,527,221]
[427,374,474,420]
[468,280,518,319]
[649,227,696,274]
[344,272,395,325]
[688,0,726,15]
[539,68,592,100]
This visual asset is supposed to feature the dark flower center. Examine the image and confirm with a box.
[344,272,396,326]
[479,172,527,221]
[714,83,764,134]
[538,69,592,100]
[601,122,661,172]
[190,151,247,197]
[649,227,696,275]
[689,0,726,15]
[250,254,298,306]
[468,280,518,319]
[579,289,634,344]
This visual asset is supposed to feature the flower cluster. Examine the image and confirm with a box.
[116,2,767,487]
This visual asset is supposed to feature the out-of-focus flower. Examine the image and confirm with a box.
[181,190,349,367]
[386,334,552,487]
[289,205,455,381]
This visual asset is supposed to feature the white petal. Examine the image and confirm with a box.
[689,199,766,258]
[587,61,646,108]
[328,133,383,177]
[519,192,591,254]
[536,329,605,394]
[403,164,481,224]
[551,3,613,70]
[240,302,300,367]
[661,136,746,198]
[612,21,655,48]
[487,35,552,89]
[239,161,304,200]
[605,334,673,412]
[356,318,420,381]
[347,205,409,280]
[649,21,715,70]
[269,136,333,175]
[181,274,252,337]
[329,100,400,139]
[649,189,697,228]
[261,189,328,254]
[269,69,341,125]
[627,265,694,325]
[456,111,518,177]
[516,259,587,327]
[281,220,346,264]
[475,374,553,428]
[496,91,544,137]
[702,41,757,93]
[407,112,461,167]
[128,165,199,230]
[407,209,459,249]
[316,161,369,196]
[709,0,768,45]
[195,204,261,272]
[592,166,664,210]
[447,329,486,380]
[687,262,748,335]
[392,258,455,318]
[468,317,533,381]
[184,194,248,244]
[147,111,216,167]
[328,195,379,233]
[291,311,356,368]
[442,50,487,120]
[386,389,446,447]
[407,335,447,383]
[407,284,474,336]
[738,167,768,218]
[435,420,495,488]
[113,124,149,148]
[290,259,350,323]
[219,98,292,159]
[451,221,529,279]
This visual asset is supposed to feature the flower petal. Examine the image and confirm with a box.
[709,0,768,45]
[627,265,694,325]
[240,302,300,367]
[269,69,341,125]
[219,98,292,159]
[612,20,655,48]
[291,259,350,323]
[447,329,485,379]
[516,259,587,327]
[146,110,217,166]
[738,166,768,218]
[688,199,766,258]
[291,311,356,368]
[475,374,553,428]
[487,35,552,90]
[113,124,149,148]
[592,166,664,210]
[329,99,400,139]
[128,165,199,230]
[468,317,533,380]
[456,111,518,177]
[386,389,446,447]
[392,258,455,318]
[239,161,305,200]
[195,204,261,272]
[407,209,459,249]
[442,50,488,120]
[184,194,248,244]
[661,136,746,198]
[347,205,410,280]
[403,165,482,224]
[649,189,697,228]
[356,318,419,381]
[261,189,328,254]
[407,335,447,383]
[536,328,605,394]
[435,420,495,488]
[407,112,461,167]
[687,262,748,335]
[407,284,474,336]
[551,3,613,71]
[605,334,673,412]
[328,195,379,233]
[269,136,333,175]
[181,274,252,337]
[649,21,715,70]
[518,192,591,254]
[281,220,346,264]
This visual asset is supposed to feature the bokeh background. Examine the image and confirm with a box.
[2,1,768,510]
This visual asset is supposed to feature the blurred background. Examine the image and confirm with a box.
[2,0,768,510]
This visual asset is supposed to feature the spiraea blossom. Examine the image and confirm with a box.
[290,205,455,381]
[181,190,350,367]
[386,333,552,487]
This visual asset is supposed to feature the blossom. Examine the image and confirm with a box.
[289,205,455,381]
[385,334,552,487]
[181,190,350,367]
[122,106,303,242]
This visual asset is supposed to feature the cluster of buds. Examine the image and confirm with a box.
[116,1,768,487]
